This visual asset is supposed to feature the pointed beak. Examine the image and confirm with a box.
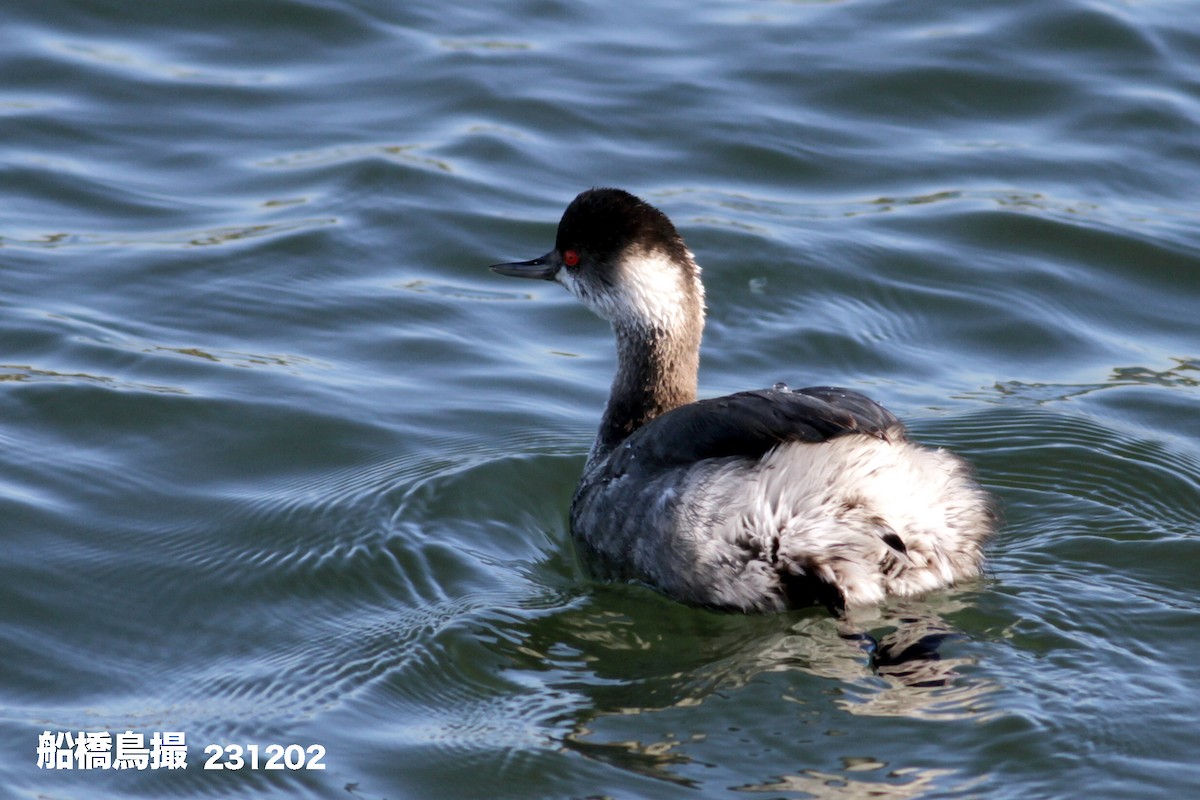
[489,250,560,281]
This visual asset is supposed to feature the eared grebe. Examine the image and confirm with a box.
[491,188,995,614]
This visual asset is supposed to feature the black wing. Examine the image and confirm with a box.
[613,385,903,470]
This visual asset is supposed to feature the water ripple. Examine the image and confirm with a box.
[48,39,277,85]
[0,217,337,251]
[257,144,452,173]
[943,405,1200,534]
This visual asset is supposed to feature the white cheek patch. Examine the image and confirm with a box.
[620,249,690,330]
[557,249,703,331]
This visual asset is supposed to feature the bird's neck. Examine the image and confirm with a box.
[589,317,701,466]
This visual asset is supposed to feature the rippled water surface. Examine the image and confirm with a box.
[3,0,1199,798]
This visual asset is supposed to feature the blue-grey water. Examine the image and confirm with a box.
[3,1,1199,798]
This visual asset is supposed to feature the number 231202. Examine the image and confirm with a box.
[203,743,326,770]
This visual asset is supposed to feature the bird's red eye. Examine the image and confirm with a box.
[562,249,580,267]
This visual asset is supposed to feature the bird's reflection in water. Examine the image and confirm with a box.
[521,587,999,788]
[832,602,1000,720]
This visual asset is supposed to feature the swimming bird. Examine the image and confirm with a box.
[491,188,995,614]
